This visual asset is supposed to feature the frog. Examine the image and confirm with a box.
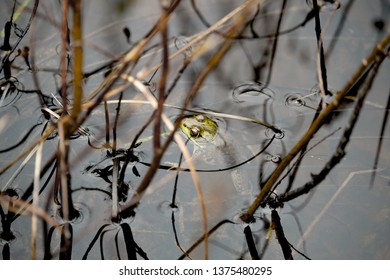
[179,114,254,196]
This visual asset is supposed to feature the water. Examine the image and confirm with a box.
[0,0,389,259]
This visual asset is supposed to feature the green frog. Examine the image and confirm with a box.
[179,114,254,196]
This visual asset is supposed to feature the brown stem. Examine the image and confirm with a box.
[61,0,69,113]
[70,0,83,122]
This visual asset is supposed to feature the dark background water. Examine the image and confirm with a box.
[0,0,389,259]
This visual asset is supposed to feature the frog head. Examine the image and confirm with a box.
[179,114,219,145]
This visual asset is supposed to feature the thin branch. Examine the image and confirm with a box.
[370,88,390,187]
[265,0,287,85]
[295,168,384,249]
[178,220,235,260]
[111,92,123,220]
[276,49,387,203]
[31,141,43,260]
[240,32,390,222]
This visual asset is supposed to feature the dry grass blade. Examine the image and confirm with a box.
[295,168,385,249]
[0,125,55,184]
[138,0,264,80]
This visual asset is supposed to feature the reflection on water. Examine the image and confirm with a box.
[0,0,389,259]
[232,82,275,104]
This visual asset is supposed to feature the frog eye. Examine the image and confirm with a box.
[195,115,204,122]
[190,126,200,137]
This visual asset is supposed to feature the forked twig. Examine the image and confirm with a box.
[276,50,387,203]
[240,32,390,222]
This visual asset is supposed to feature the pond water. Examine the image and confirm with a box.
[0,0,389,259]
